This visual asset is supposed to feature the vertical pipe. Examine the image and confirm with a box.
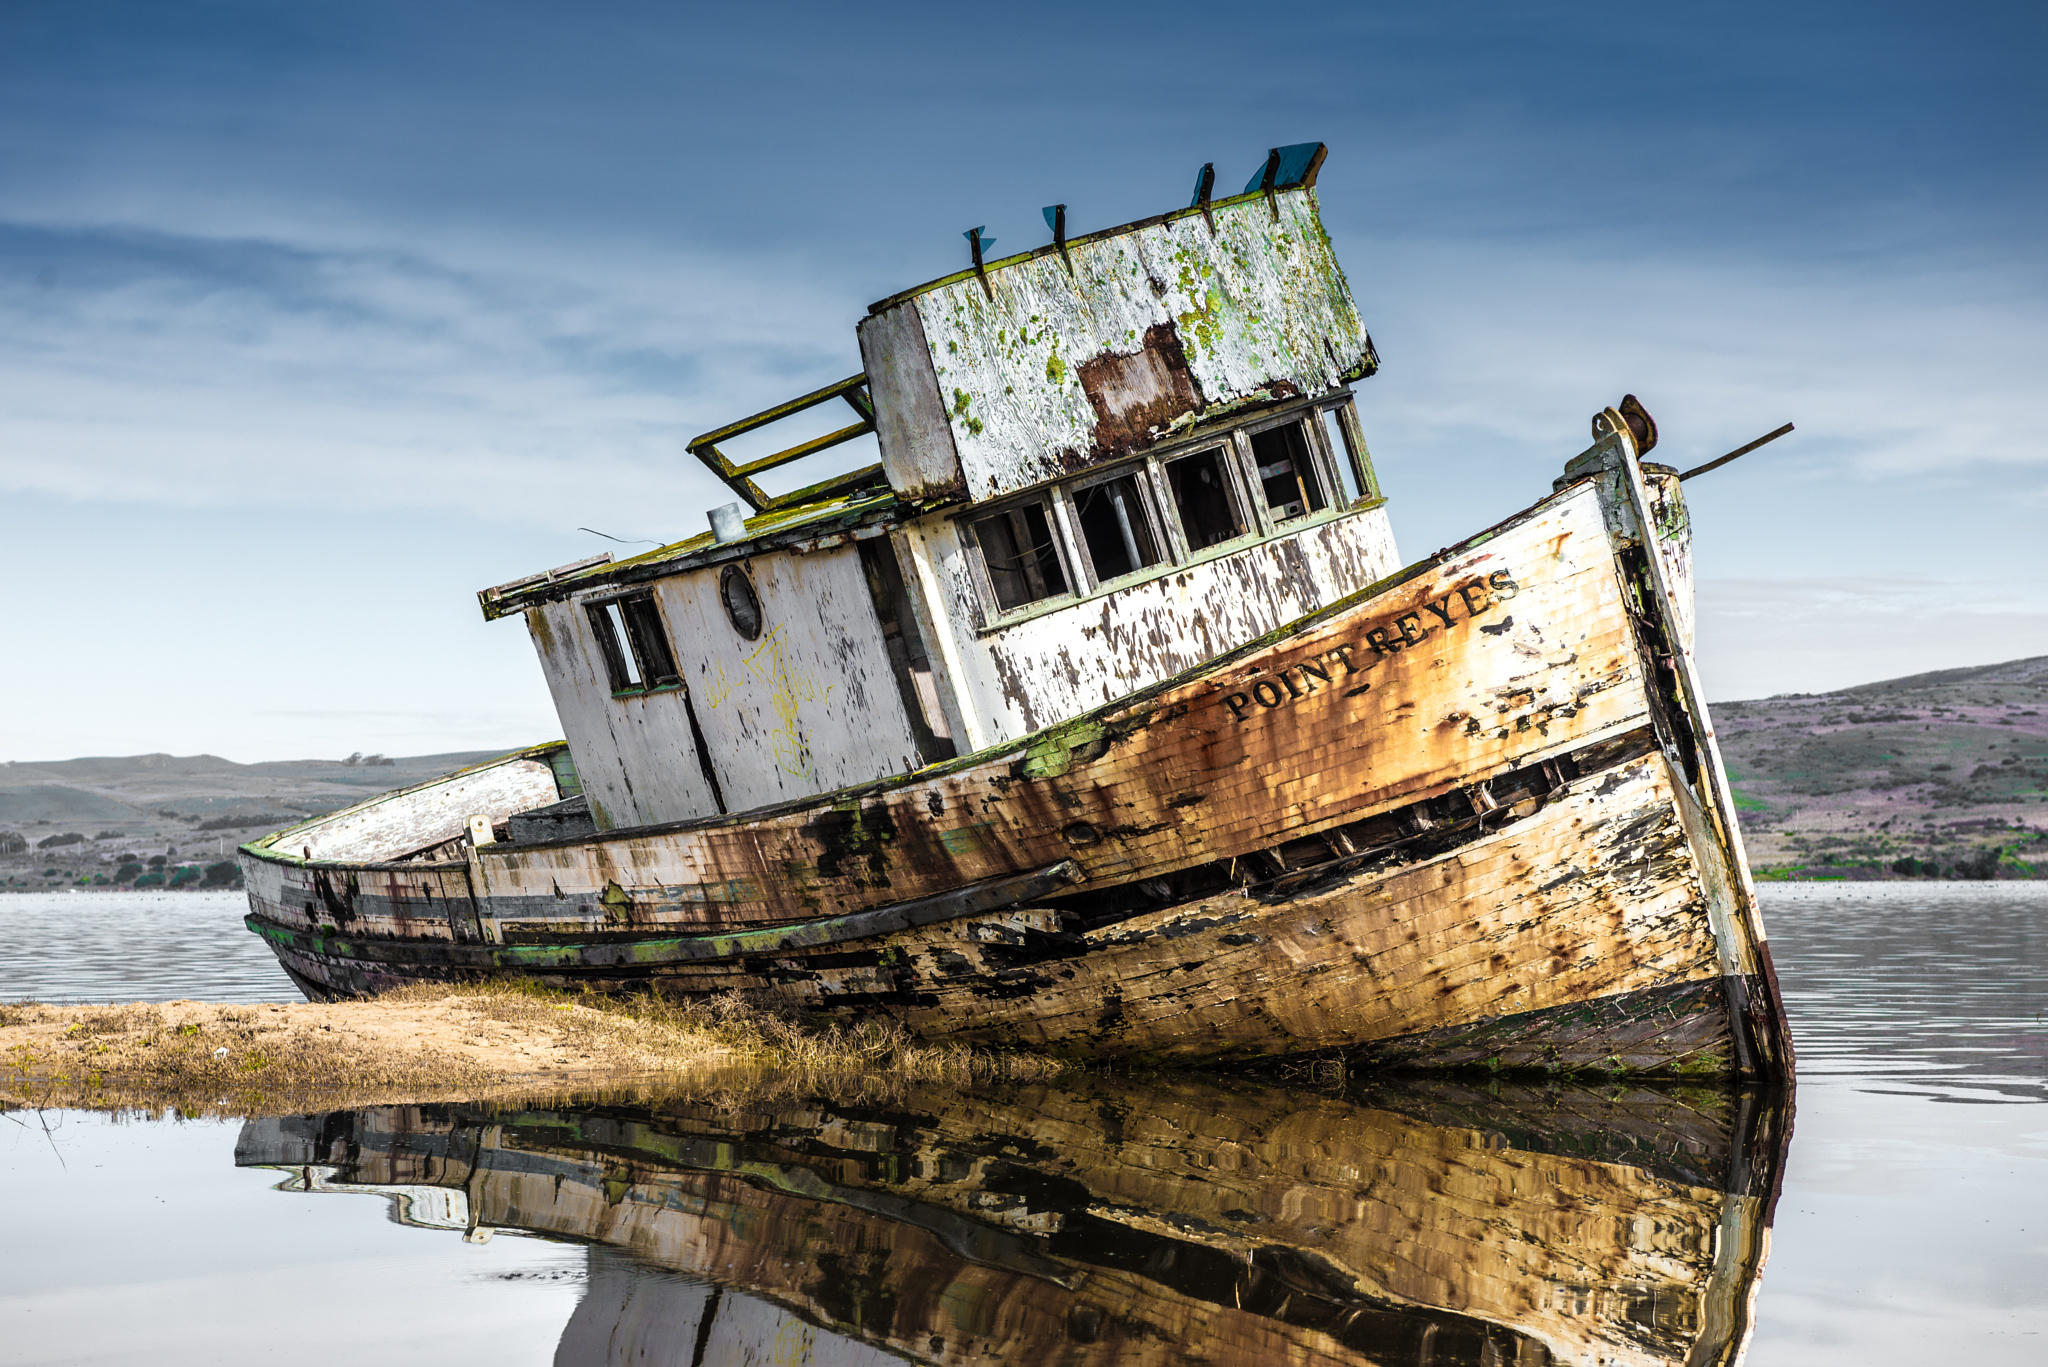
[1109,484,1143,573]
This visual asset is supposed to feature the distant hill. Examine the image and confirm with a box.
[0,749,511,890]
[1717,656,2048,879]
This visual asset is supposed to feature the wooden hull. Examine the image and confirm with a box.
[240,463,1793,1080]
[236,1075,1792,1367]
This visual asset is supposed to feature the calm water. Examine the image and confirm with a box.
[0,891,297,1003]
[1,883,2043,1365]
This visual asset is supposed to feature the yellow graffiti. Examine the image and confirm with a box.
[703,625,835,778]
[700,658,740,711]
[771,1315,816,1363]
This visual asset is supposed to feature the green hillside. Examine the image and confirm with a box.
[1717,656,2048,879]
[0,749,509,890]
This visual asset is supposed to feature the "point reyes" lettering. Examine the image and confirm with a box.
[1221,570,1519,723]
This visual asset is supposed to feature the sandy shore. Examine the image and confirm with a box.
[0,985,1060,1115]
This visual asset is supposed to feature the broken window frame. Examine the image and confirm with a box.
[960,495,1076,622]
[585,591,683,696]
[957,395,1379,628]
[1155,441,1257,561]
[1238,412,1333,529]
[1058,464,1171,592]
[857,536,959,765]
[1312,397,1380,507]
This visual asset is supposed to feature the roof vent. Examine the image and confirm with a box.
[709,503,748,544]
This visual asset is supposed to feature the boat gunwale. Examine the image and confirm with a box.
[239,742,571,868]
[241,725,1662,966]
[242,471,1608,874]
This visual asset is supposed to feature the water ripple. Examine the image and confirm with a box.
[1761,882,2048,1103]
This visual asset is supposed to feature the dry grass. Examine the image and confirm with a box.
[0,983,1065,1117]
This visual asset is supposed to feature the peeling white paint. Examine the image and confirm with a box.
[530,545,924,829]
[508,187,1389,828]
[900,505,1401,743]
[660,546,924,811]
[528,600,723,831]
[862,189,1372,503]
[281,756,558,862]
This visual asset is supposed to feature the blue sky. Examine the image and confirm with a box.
[3,0,2043,761]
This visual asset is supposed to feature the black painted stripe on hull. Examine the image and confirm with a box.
[248,859,1081,972]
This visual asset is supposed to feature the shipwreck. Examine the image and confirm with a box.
[238,143,1794,1080]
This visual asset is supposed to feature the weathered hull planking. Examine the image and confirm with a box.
[240,455,1792,1080]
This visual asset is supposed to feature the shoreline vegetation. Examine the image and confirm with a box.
[0,983,1066,1118]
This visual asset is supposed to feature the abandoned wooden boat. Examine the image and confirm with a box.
[236,1076,1790,1366]
[238,142,1793,1079]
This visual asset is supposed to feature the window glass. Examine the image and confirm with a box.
[1320,406,1364,504]
[968,501,1069,612]
[598,603,642,689]
[1072,474,1163,583]
[1249,420,1328,522]
[1166,447,1245,552]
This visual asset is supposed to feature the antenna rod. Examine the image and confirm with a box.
[1678,423,1795,482]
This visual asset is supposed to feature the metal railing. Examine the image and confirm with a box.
[685,373,883,513]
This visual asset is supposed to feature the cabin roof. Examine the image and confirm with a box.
[477,489,901,621]
[860,172,1371,503]
[865,144,1328,314]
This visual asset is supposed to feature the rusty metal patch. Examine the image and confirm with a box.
[1077,323,1206,459]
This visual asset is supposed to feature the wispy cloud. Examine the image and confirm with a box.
[1697,576,2048,700]
[0,221,869,529]
[1355,235,2048,484]
[1,0,2039,758]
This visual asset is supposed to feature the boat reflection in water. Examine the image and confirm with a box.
[237,1076,1789,1366]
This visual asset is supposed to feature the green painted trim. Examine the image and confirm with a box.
[609,681,686,702]
[971,497,1390,637]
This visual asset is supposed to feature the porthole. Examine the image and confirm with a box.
[720,564,763,640]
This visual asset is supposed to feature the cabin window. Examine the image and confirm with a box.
[720,565,764,640]
[587,593,680,694]
[1164,446,1246,553]
[1319,402,1373,504]
[1071,472,1164,584]
[857,539,957,763]
[1249,420,1328,523]
[966,501,1070,612]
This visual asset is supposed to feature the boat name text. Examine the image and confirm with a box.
[1222,570,1521,723]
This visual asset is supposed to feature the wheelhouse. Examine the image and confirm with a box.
[478,143,1403,832]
